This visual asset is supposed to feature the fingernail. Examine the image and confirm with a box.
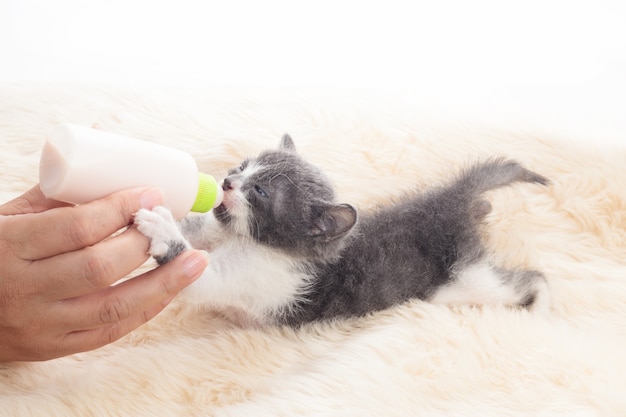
[140,188,164,209]
[183,251,209,279]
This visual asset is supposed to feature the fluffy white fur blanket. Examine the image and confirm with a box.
[1,84,625,416]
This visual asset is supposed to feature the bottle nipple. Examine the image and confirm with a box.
[191,173,224,213]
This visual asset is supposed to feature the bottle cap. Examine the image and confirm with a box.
[191,173,223,213]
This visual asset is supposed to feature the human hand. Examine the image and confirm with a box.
[0,185,208,361]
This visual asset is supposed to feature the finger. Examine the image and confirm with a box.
[10,297,171,362]
[0,184,71,216]
[54,250,208,332]
[24,226,151,300]
[5,187,163,261]
[1,250,206,362]
[51,297,170,360]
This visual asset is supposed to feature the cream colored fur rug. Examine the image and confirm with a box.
[1,84,625,416]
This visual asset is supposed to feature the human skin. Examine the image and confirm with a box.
[0,185,208,361]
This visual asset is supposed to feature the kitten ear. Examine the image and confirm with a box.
[308,203,357,241]
[280,133,296,152]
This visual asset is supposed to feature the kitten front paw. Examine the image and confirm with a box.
[134,206,189,264]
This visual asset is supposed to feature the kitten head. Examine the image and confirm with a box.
[213,134,357,261]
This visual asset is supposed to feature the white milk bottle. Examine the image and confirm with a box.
[39,124,223,219]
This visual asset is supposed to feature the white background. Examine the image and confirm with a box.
[1,0,625,145]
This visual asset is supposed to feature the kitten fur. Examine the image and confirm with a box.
[135,135,550,326]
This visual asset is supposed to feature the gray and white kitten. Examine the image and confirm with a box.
[135,135,550,326]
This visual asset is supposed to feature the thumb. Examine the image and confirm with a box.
[0,184,71,216]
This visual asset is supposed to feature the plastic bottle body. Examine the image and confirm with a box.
[39,124,222,219]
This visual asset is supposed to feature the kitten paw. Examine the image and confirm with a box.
[134,206,188,262]
[525,273,551,315]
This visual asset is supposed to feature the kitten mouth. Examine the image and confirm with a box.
[220,190,239,210]
[213,193,237,217]
[213,204,230,223]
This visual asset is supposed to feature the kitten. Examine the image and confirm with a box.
[135,135,550,326]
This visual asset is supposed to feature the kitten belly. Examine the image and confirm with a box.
[180,241,311,324]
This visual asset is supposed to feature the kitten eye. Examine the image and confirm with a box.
[229,161,248,175]
[234,160,249,173]
[254,185,268,198]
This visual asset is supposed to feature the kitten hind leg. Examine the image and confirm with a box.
[504,268,551,314]
[135,206,191,265]
[429,261,550,313]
